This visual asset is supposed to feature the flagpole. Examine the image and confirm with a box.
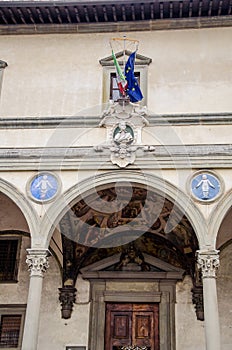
[122,35,127,110]
[110,36,143,105]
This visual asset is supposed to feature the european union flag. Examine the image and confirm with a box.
[124,51,143,103]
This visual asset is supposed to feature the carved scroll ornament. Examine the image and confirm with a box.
[197,250,220,278]
[26,249,50,277]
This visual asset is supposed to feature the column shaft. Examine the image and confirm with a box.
[202,277,221,350]
[21,249,49,350]
[197,250,220,350]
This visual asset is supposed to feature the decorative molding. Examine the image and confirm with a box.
[197,250,220,279]
[81,248,184,282]
[59,286,77,319]
[0,144,232,170]
[26,249,50,277]
[96,99,151,167]
[99,50,152,66]
[1,113,232,129]
[1,144,232,158]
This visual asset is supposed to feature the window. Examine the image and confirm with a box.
[110,72,140,102]
[99,50,151,106]
[0,315,21,348]
[0,239,20,282]
[0,306,25,350]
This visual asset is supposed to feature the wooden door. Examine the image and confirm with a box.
[105,303,159,350]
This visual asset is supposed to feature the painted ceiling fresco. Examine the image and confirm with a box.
[59,185,199,285]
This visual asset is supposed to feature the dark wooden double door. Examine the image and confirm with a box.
[105,303,159,350]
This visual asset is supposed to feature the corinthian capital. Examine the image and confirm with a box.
[197,250,220,279]
[26,249,50,277]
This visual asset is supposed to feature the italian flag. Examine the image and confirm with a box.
[112,50,127,96]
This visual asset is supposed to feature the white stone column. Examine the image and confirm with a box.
[197,250,220,350]
[21,249,50,350]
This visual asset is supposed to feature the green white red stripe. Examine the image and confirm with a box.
[112,50,127,95]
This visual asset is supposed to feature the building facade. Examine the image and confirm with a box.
[0,1,232,350]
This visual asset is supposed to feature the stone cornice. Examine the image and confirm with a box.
[0,144,232,170]
[1,113,232,129]
[0,16,232,35]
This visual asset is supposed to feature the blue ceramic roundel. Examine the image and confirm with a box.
[191,173,220,201]
[30,173,59,202]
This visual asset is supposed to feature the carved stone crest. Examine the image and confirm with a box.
[115,242,150,271]
[95,98,154,167]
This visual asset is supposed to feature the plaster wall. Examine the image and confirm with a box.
[38,257,90,350]
[176,276,205,350]
[1,123,232,148]
[0,27,231,117]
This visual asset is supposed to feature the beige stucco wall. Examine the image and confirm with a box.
[38,258,90,350]
[0,27,232,117]
[1,123,232,148]
[176,276,205,350]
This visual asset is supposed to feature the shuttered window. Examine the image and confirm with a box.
[0,315,22,348]
[0,240,19,282]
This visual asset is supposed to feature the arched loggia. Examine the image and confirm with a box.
[38,171,208,331]
[41,171,207,249]
[0,177,40,244]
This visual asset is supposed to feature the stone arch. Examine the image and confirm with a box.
[40,170,206,346]
[0,177,39,243]
[208,190,232,248]
[41,170,207,249]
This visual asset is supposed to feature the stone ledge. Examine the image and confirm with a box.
[0,144,231,170]
[1,113,232,129]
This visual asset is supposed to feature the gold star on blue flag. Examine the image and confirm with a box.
[124,51,143,103]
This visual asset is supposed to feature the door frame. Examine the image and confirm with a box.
[81,254,184,350]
